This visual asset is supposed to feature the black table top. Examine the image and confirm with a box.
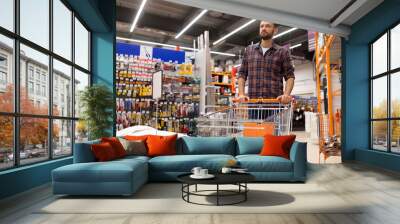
[177,172,255,185]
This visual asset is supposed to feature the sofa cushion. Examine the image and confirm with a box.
[52,159,147,183]
[119,138,147,156]
[179,136,236,155]
[91,142,118,161]
[101,137,127,158]
[148,154,235,172]
[260,135,296,159]
[236,155,293,172]
[236,137,264,155]
[147,134,177,157]
[124,135,150,141]
[115,155,150,164]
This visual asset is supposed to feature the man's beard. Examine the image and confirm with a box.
[260,33,273,40]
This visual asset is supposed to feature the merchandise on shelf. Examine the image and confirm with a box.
[162,75,200,103]
[115,53,199,134]
[209,70,236,106]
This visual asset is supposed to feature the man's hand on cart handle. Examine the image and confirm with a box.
[277,94,292,104]
[237,94,249,102]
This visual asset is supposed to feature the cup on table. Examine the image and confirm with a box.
[200,169,208,176]
[191,167,202,176]
[221,167,232,174]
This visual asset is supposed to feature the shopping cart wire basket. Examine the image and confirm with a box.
[196,98,293,137]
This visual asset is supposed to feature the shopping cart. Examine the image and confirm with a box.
[196,98,293,137]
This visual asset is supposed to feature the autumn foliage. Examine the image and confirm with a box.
[0,84,59,150]
[372,99,400,141]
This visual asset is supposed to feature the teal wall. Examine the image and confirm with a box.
[91,0,116,136]
[343,0,400,171]
[0,0,116,200]
[0,158,72,199]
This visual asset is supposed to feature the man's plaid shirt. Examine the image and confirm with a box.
[238,42,295,99]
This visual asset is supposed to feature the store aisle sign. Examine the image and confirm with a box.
[116,42,140,55]
[141,45,153,58]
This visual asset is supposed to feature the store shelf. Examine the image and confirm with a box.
[116,95,153,99]
[209,82,232,87]
[211,72,231,77]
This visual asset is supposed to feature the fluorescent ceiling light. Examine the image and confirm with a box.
[116,37,236,57]
[273,27,297,39]
[175,9,208,39]
[130,0,148,32]
[210,51,236,57]
[290,43,302,49]
[117,37,176,48]
[213,19,256,45]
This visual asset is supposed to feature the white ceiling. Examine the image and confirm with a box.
[164,0,384,37]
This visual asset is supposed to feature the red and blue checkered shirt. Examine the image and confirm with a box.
[238,43,295,98]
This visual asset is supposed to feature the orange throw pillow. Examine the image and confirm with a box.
[146,134,177,157]
[91,142,117,162]
[101,137,126,158]
[124,135,150,141]
[260,135,296,159]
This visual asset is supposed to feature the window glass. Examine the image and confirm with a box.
[0,116,14,170]
[391,120,400,153]
[391,24,400,70]
[53,0,72,60]
[20,117,49,165]
[20,0,49,49]
[372,121,388,151]
[391,72,400,118]
[74,69,89,118]
[0,0,93,168]
[372,76,387,119]
[0,35,14,113]
[0,0,14,31]
[53,119,72,157]
[74,18,89,70]
[372,34,387,76]
[75,120,88,143]
[53,59,72,117]
[20,44,49,115]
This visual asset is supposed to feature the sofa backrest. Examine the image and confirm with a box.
[235,137,264,155]
[178,136,236,155]
[73,140,100,163]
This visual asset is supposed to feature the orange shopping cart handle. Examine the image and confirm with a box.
[232,98,281,103]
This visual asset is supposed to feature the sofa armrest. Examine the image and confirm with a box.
[73,140,100,163]
[289,141,307,181]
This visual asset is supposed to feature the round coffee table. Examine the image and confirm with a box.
[177,173,255,206]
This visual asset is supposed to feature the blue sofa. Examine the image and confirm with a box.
[52,136,307,196]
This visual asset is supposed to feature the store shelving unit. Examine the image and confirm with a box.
[115,54,199,134]
[315,32,341,162]
[209,71,236,106]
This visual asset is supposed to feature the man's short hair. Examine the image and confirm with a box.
[260,21,277,28]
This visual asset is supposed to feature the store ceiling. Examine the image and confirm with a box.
[164,0,383,36]
[117,0,382,60]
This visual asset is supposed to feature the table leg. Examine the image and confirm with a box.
[245,183,247,201]
[195,184,197,192]
[217,184,219,206]
[187,184,190,202]
[181,184,183,199]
